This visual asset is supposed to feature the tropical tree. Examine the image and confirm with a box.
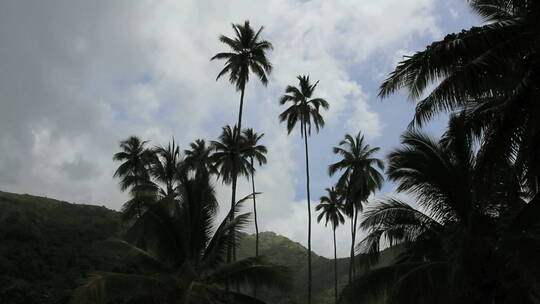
[316,187,346,304]
[328,132,384,282]
[150,139,182,200]
[183,139,216,179]
[211,125,252,263]
[242,128,268,258]
[279,75,329,304]
[72,172,291,304]
[378,0,540,195]
[113,136,155,219]
[340,115,540,304]
[212,20,273,135]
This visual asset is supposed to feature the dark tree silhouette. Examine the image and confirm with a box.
[316,187,346,304]
[113,136,155,219]
[279,75,329,304]
[328,132,384,281]
[72,173,291,304]
[212,20,273,135]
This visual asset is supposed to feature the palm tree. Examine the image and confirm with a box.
[242,128,267,258]
[340,115,540,303]
[72,173,291,304]
[183,139,216,179]
[279,75,329,304]
[378,0,540,195]
[113,136,154,219]
[150,139,182,200]
[328,132,384,282]
[316,187,346,304]
[211,125,251,263]
[212,20,273,136]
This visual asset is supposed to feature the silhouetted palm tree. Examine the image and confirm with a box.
[72,173,291,304]
[340,115,539,304]
[113,136,154,219]
[316,187,345,304]
[379,0,540,195]
[183,139,216,179]
[211,125,251,263]
[242,128,267,258]
[279,75,329,304]
[212,20,273,135]
[150,139,182,200]
[329,132,384,281]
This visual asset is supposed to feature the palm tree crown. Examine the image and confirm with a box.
[212,20,273,91]
[316,187,346,229]
[183,139,216,179]
[329,132,385,208]
[279,75,329,137]
[210,125,252,184]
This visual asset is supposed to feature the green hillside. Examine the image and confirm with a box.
[0,190,398,304]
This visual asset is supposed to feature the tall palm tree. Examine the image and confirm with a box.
[72,173,291,304]
[328,132,384,282]
[279,75,329,304]
[378,0,540,195]
[212,20,273,136]
[183,139,216,179]
[316,187,346,304]
[340,115,540,304]
[242,128,267,258]
[113,136,154,219]
[211,125,251,263]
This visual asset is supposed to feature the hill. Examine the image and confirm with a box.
[0,190,398,304]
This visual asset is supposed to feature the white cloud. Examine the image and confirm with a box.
[0,0,446,257]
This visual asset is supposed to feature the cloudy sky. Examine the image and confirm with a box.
[0,0,480,257]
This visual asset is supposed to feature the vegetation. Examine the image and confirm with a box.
[3,1,540,303]
[279,75,330,304]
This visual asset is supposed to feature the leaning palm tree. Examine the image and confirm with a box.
[113,136,155,219]
[212,20,273,136]
[72,173,291,304]
[378,0,540,195]
[316,187,346,304]
[211,125,251,263]
[329,132,384,282]
[340,115,540,303]
[183,139,216,179]
[242,128,267,258]
[279,75,329,304]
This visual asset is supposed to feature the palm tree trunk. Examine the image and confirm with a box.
[333,226,338,304]
[228,176,237,264]
[251,157,259,297]
[303,125,313,304]
[236,86,245,135]
[349,205,354,283]
[352,206,359,279]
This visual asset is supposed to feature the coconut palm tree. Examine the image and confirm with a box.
[329,132,384,282]
[183,139,216,179]
[279,75,329,304]
[72,173,291,304]
[378,0,540,195]
[212,20,273,135]
[340,115,540,304]
[242,128,267,258]
[150,139,182,200]
[113,136,155,219]
[211,125,252,263]
[316,187,346,304]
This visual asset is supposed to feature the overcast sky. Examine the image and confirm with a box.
[0,0,480,258]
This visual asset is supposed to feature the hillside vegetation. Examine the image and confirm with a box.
[0,190,396,304]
